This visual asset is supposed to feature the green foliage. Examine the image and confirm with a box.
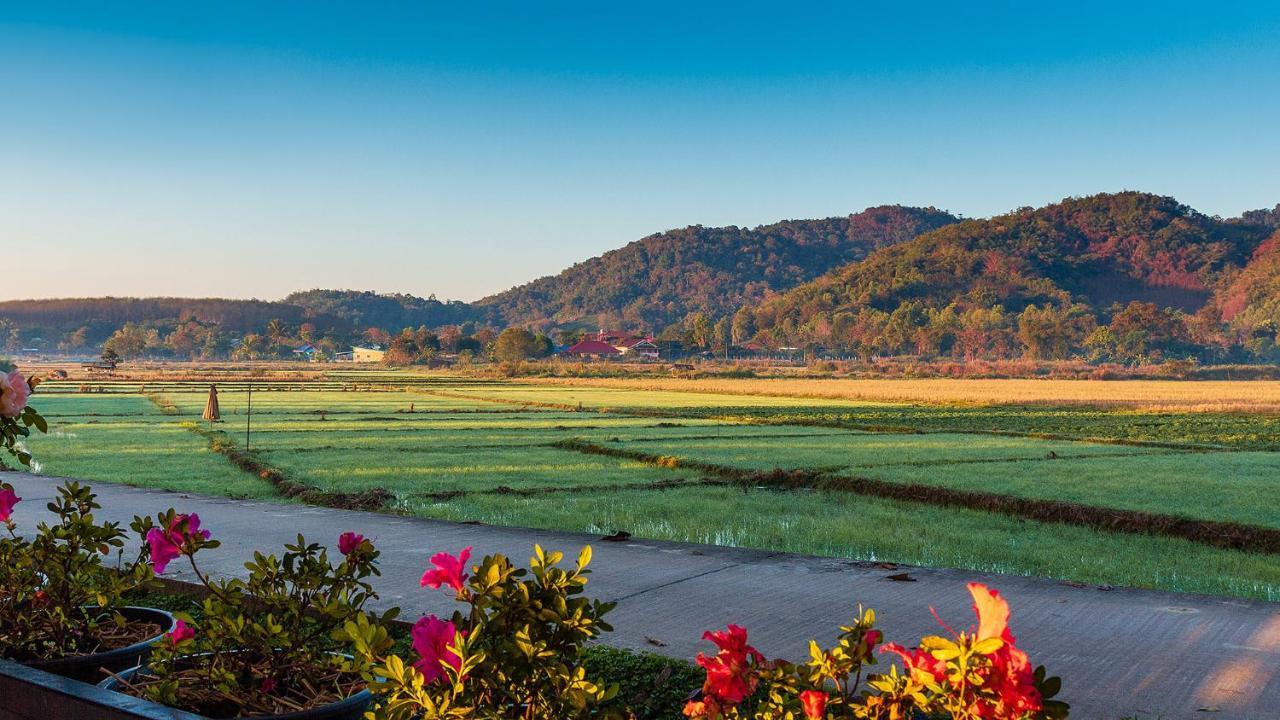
[581,645,702,720]
[346,545,620,719]
[0,481,167,662]
[129,533,395,716]
[494,327,548,363]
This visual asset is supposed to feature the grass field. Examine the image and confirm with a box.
[20,370,1280,601]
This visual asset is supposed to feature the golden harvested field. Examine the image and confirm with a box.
[526,376,1280,412]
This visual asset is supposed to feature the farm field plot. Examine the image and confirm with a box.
[24,395,277,498]
[604,432,1168,471]
[479,380,1280,450]
[413,485,1280,601]
[19,372,1280,601]
[528,376,1280,412]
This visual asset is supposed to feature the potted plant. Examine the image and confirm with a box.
[0,480,192,682]
[102,530,396,719]
[343,544,620,720]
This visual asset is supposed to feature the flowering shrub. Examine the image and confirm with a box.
[0,363,46,467]
[683,583,1067,720]
[343,545,619,719]
[0,481,188,662]
[115,530,395,717]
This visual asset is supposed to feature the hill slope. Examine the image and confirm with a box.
[474,205,959,330]
[751,192,1275,348]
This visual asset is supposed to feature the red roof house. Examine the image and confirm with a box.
[563,339,623,358]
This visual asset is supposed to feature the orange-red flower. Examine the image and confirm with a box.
[800,689,827,719]
[694,624,766,706]
[966,583,1043,718]
[683,696,725,719]
[879,642,947,684]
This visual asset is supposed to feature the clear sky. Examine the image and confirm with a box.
[4,1,1279,302]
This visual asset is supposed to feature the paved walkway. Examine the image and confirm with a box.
[6,473,1279,719]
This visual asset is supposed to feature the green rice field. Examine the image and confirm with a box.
[21,371,1280,601]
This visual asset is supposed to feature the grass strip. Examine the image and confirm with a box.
[553,439,1280,555]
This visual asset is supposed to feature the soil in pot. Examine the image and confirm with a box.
[100,653,371,720]
[20,605,176,683]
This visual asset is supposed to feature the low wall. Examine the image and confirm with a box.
[0,659,202,720]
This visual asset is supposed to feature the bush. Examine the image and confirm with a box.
[343,545,619,719]
[583,645,702,720]
[114,530,395,717]
[0,481,181,662]
[682,583,1067,720]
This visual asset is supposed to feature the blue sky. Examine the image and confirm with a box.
[4,2,1279,301]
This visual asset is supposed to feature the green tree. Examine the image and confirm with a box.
[1016,304,1097,360]
[494,328,541,362]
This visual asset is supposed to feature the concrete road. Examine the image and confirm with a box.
[5,473,1278,719]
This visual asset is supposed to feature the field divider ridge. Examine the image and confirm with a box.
[182,423,397,513]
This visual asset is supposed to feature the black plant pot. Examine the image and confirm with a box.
[24,606,176,684]
[98,661,373,720]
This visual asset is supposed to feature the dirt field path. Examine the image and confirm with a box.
[7,473,1278,719]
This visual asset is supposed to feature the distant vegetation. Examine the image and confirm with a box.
[474,205,959,331]
[5,192,1280,366]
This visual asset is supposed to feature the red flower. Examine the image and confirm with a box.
[880,642,947,684]
[966,583,1042,717]
[165,619,194,648]
[0,487,20,522]
[411,615,465,684]
[338,532,364,557]
[683,696,726,719]
[694,624,765,706]
[863,628,882,656]
[420,546,472,593]
[146,513,210,574]
[800,690,827,719]
[260,677,278,694]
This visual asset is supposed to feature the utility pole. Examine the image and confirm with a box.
[246,383,253,451]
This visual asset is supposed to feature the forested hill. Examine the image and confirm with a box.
[746,192,1278,355]
[473,205,959,331]
[282,289,474,330]
[0,297,340,342]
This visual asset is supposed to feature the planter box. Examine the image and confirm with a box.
[0,658,202,720]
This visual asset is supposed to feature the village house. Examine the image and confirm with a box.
[292,342,319,361]
[350,345,386,363]
[560,329,660,360]
[561,339,622,359]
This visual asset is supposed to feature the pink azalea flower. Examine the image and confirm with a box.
[411,615,465,684]
[146,513,210,574]
[338,532,364,557]
[0,487,20,522]
[420,546,471,593]
[165,619,194,648]
[0,371,30,419]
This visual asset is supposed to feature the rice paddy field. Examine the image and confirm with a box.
[19,370,1280,601]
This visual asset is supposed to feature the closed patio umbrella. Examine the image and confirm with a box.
[202,385,220,429]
